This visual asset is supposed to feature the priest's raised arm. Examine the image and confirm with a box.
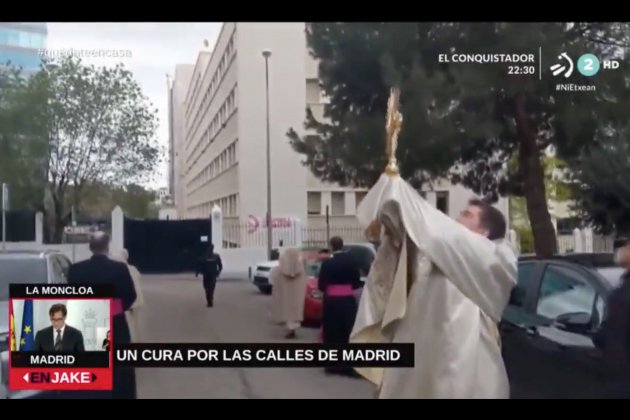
[357,174,517,324]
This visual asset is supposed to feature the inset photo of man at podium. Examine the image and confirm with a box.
[34,303,85,353]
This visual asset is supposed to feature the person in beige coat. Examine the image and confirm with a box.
[270,248,307,338]
[112,249,144,342]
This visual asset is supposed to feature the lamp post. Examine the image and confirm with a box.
[262,49,273,260]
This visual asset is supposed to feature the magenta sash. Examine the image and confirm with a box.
[112,298,124,316]
[326,284,353,297]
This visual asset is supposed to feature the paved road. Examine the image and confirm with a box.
[135,274,373,399]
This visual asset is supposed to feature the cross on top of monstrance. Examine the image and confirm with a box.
[384,87,403,176]
[364,87,404,241]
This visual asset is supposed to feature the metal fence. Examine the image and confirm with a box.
[0,210,36,242]
[302,226,365,248]
[221,223,365,249]
[555,234,614,254]
[61,219,111,244]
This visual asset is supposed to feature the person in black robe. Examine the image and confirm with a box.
[68,232,137,399]
[318,236,362,375]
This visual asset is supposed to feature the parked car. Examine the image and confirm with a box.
[502,253,626,399]
[0,250,71,399]
[249,246,334,294]
[251,260,279,294]
[303,255,328,325]
[303,243,377,325]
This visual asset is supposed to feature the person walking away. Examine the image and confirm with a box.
[68,232,137,399]
[269,248,307,338]
[318,236,362,374]
[112,249,144,342]
[196,243,223,307]
[595,242,630,398]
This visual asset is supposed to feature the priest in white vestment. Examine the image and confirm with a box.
[350,172,518,399]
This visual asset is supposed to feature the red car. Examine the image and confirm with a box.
[302,254,327,326]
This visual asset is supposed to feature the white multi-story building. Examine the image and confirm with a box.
[168,63,195,217]
[176,22,367,225]
[173,22,510,233]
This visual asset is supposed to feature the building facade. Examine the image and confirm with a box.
[177,22,366,226]
[168,64,195,218]
[173,22,510,235]
[0,23,47,73]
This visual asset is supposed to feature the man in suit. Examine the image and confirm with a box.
[68,232,137,399]
[34,303,85,352]
[195,243,223,307]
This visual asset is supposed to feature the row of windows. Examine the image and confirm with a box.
[216,194,238,217]
[0,50,42,70]
[190,193,238,218]
[186,85,238,169]
[185,49,237,153]
[0,29,46,50]
[306,191,367,216]
[305,190,450,216]
[186,30,236,127]
[188,139,239,192]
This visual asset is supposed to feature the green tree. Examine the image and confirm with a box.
[0,65,49,210]
[289,22,630,257]
[111,184,158,218]
[569,127,630,235]
[78,182,158,219]
[38,56,161,242]
[509,154,573,227]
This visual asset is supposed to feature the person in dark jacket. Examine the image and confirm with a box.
[68,232,137,399]
[318,236,362,375]
[595,243,630,397]
[196,243,223,307]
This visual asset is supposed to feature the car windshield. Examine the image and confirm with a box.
[597,267,626,289]
[0,258,48,301]
[304,260,322,277]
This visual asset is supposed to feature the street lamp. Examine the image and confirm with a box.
[262,49,273,260]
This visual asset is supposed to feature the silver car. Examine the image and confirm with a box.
[0,250,71,399]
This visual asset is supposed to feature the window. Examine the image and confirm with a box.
[510,262,536,307]
[436,191,449,214]
[557,217,580,235]
[355,191,367,209]
[228,144,234,165]
[8,29,19,47]
[18,31,30,48]
[0,29,9,44]
[307,192,321,215]
[50,258,65,284]
[306,79,320,104]
[536,264,599,323]
[331,192,345,215]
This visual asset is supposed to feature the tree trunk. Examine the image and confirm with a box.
[515,97,558,257]
[50,192,66,244]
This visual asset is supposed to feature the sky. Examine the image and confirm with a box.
[46,22,223,189]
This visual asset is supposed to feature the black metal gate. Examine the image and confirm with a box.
[0,210,36,242]
[123,217,211,273]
